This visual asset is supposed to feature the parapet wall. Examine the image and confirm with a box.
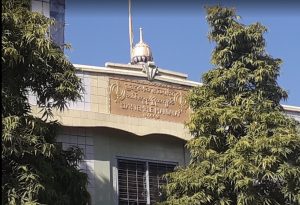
[29,63,300,140]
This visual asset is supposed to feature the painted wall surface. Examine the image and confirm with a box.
[58,126,188,205]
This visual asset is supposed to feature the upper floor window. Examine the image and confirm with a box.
[117,158,176,205]
[31,0,65,48]
[31,0,50,17]
[50,0,65,48]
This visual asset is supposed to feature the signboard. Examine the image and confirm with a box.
[109,78,190,123]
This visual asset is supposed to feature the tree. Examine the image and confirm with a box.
[2,0,90,204]
[161,6,300,205]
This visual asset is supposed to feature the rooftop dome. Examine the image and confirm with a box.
[131,28,153,64]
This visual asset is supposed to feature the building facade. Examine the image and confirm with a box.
[28,62,300,205]
[28,2,300,204]
[29,62,197,204]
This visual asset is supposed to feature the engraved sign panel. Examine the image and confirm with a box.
[109,78,190,123]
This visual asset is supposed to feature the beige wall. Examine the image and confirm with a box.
[28,65,300,139]
[58,126,188,205]
[29,65,194,141]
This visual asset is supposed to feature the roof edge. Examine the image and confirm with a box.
[74,63,201,87]
[282,104,300,113]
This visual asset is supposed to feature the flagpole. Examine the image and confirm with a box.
[129,0,134,62]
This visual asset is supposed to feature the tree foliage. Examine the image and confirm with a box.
[2,0,90,204]
[161,6,300,205]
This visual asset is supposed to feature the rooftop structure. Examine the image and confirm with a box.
[131,28,154,64]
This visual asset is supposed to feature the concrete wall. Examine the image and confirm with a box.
[58,126,188,205]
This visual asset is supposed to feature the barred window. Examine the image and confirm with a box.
[117,159,176,205]
[148,162,175,204]
[118,160,147,205]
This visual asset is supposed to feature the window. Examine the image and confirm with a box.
[31,0,50,18]
[50,0,65,47]
[118,160,147,205]
[31,0,65,47]
[117,159,176,205]
[148,162,175,204]
[56,134,95,201]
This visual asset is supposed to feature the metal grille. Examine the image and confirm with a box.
[118,159,176,205]
[118,159,147,205]
[148,162,175,203]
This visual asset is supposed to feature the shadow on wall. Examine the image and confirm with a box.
[85,168,110,205]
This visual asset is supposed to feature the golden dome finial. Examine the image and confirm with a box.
[131,27,153,64]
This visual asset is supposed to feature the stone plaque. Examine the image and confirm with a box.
[109,78,190,123]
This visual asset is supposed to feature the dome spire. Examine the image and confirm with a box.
[139,27,143,43]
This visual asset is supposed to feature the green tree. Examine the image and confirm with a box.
[2,0,90,204]
[161,6,300,205]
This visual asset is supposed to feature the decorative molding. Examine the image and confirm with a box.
[142,62,159,81]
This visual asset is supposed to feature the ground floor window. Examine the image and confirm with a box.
[117,159,176,205]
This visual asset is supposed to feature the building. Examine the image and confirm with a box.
[29,29,199,204]
[29,62,300,205]
[28,2,300,204]
[28,33,300,205]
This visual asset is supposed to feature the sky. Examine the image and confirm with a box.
[65,0,300,106]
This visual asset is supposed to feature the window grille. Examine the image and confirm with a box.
[148,162,175,204]
[118,159,147,205]
[117,159,176,205]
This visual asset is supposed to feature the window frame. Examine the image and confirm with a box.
[114,156,177,205]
